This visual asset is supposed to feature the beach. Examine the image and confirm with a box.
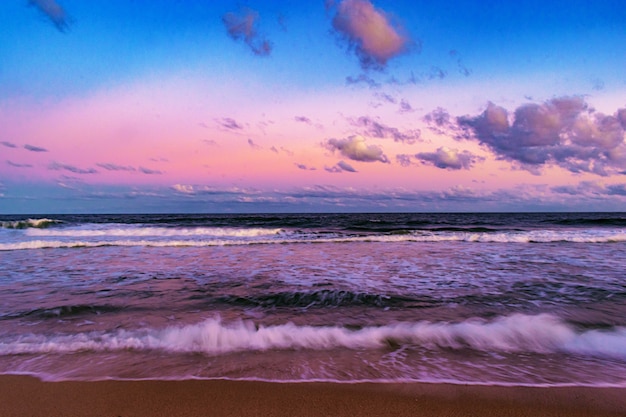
[0,375,625,417]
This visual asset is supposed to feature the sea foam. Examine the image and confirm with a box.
[1,314,624,360]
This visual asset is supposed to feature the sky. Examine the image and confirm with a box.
[1,0,626,213]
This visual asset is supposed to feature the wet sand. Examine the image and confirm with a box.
[0,375,624,417]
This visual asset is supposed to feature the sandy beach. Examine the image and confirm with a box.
[0,375,624,417]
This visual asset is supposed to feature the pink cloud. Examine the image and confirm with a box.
[332,0,411,69]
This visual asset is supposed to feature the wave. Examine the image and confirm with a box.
[1,314,624,360]
[25,226,283,238]
[213,290,416,308]
[2,229,625,250]
[0,218,62,229]
[3,304,122,319]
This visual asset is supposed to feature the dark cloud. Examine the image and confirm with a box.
[217,118,244,130]
[325,136,389,163]
[295,163,316,171]
[331,0,413,70]
[395,154,413,167]
[48,162,97,174]
[374,92,396,104]
[139,167,163,175]
[29,0,70,32]
[270,146,279,153]
[294,116,312,124]
[552,181,626,197]
[325,160,357,173]
[349,116,421,144]
[398,99,414,113]
[24,144,48,152]
[449,50,471,77]
[6,161,33,168]
[222,8,272,56]
[607,183,626,196]
[346,74,380,88]
[1,141,17,148]
[96,163,136,172]
[458,97,626,176]
[428,66,447,80]
[247,138,262,149]
[424,107,452,130]
[415,147,483,170]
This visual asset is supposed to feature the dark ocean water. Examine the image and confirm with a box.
[0,212,625,386]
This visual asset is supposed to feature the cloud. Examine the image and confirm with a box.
[295,163,316,171]
[374,92,396,104]
[48,162,97,174]
[552,181,626,197]
[280,147,294,156]
[139,167,163,175]
[24,144,48,152]
[97,163,136,172]
[331,0,412,70]
[395,154,413,167]
[325,160,357,173]
[247,138,262,149]
[325,135,389,163]
[294,116,312,124]
[29,0,70,32]
[6,161,33,168]
[216,117,244,131]
[449,50,471,77]
[346,74,380,88]
[172,184,195,195]
[223,8,272,56]
[398,99,414,113]
[349,116,421,143]
[415,147,483,170]
[1,141,17,148]
[458,97,626,176]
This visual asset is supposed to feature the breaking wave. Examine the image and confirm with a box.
[2,228,625,250]
[24,226,283,238]
[0,218,62,229]
[2,314,625,360]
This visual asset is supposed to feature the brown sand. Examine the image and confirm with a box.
[0,375,624,417]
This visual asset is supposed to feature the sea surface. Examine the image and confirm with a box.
[0,212,625,386]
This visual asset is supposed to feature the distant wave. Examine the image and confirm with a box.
[1,314,624,360]
[0,218,62,229]
[25,226,284,238]
[2,229,625,250]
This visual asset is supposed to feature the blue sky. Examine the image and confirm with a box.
[1,0,626,213]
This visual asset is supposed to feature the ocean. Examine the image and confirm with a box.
[0,212,625,386]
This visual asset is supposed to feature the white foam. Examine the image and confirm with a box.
[0,218,61,229]
[2,228,625,251]
[25,226,283,238]
[1,314,624,360]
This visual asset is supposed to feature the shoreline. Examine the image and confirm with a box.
[1,375,625,417]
